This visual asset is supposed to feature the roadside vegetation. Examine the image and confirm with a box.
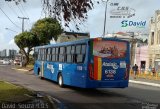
[0,81,55,108]
[0,81,34,103]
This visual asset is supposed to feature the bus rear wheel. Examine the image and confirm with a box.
[58,74,64,87]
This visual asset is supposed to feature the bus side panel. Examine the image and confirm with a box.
[50,63,59,82]
[61,64,73,85]
[34,60,42,75]
[43,62,52,80]
[70,64,87,88]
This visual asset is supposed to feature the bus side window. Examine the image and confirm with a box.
[38,49,41,61]
[52,48,55,61]
[66,46,72,63]
[75,44,86,63]
[81,44,86,54]
[55,47,59,62]
[59,47,65,62]
[44,48,47,61]
[75,45,81,63]
[47,48,51,61]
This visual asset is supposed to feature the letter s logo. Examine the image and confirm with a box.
[121,20,128,27]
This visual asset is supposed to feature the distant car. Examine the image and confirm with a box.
[3,60,10,65]
[14,60,20,65]
[0,60,3,63]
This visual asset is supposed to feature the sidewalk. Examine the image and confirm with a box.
[12,65,33,72]
[129,76,160,88]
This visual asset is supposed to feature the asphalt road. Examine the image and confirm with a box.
[0,65,160,109]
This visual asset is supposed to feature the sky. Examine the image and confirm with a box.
[0,0,160,51]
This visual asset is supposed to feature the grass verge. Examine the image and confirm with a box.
[0,81,34,103]
[0,81,55,109]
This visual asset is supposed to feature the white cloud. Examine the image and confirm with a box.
[8,39,15,45]
[0,33,5,42]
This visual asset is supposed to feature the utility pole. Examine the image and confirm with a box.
[103,0,109,37]
[18,16,29,32]
[18,16,29,67]
[128,32,137,66]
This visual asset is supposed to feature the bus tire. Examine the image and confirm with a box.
[58,74,64,87]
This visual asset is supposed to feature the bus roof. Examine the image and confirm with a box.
[34,37,129,49]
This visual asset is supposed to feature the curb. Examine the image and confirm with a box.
[47,96,65,109]
[129,80,160,88]
[12,68,33,72]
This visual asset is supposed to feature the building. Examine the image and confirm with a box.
[9,49,17,59]
[0,49,17,59]
[134,44,149,72]
[0,49,7,58]
[57,31,90,43]
[148,10,160,71]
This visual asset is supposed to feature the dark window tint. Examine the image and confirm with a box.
[56,48,59,54]
[66,46,71,54]
[55,55,59,61]
[81,45,86,54]
[66,54,72,63]
[48,48,51,54]
[47,55,51,61]
[52,48,55,54]
[76,54,84,63]
[52,55,56,61]
[60,47,65,54]
[59,55,65,62]
[76,45,81,54]
[71,46,75,54]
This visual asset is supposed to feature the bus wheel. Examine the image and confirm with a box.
[58,74,63,87]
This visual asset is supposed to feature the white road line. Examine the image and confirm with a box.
[129,80,160,88]
[0,65,7,66]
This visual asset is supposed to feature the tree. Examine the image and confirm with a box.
[31,18,63,44]
[8,0,95,30]
[14,18,62,66]
[14,32,38,66]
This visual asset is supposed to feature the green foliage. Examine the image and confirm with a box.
[14,18,62,66]
[31,18,63,44]
[14,31,38,49]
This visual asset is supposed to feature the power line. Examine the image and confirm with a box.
[0,7,21,29]
[20,3,31,28]
[6,1,19,17]
[17,4,26,17]
[20,3,29,19]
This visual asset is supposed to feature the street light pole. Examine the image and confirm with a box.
[5,28,18,33]
[103,0,109,37]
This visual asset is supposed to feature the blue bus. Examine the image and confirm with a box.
[33,38,130,88]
